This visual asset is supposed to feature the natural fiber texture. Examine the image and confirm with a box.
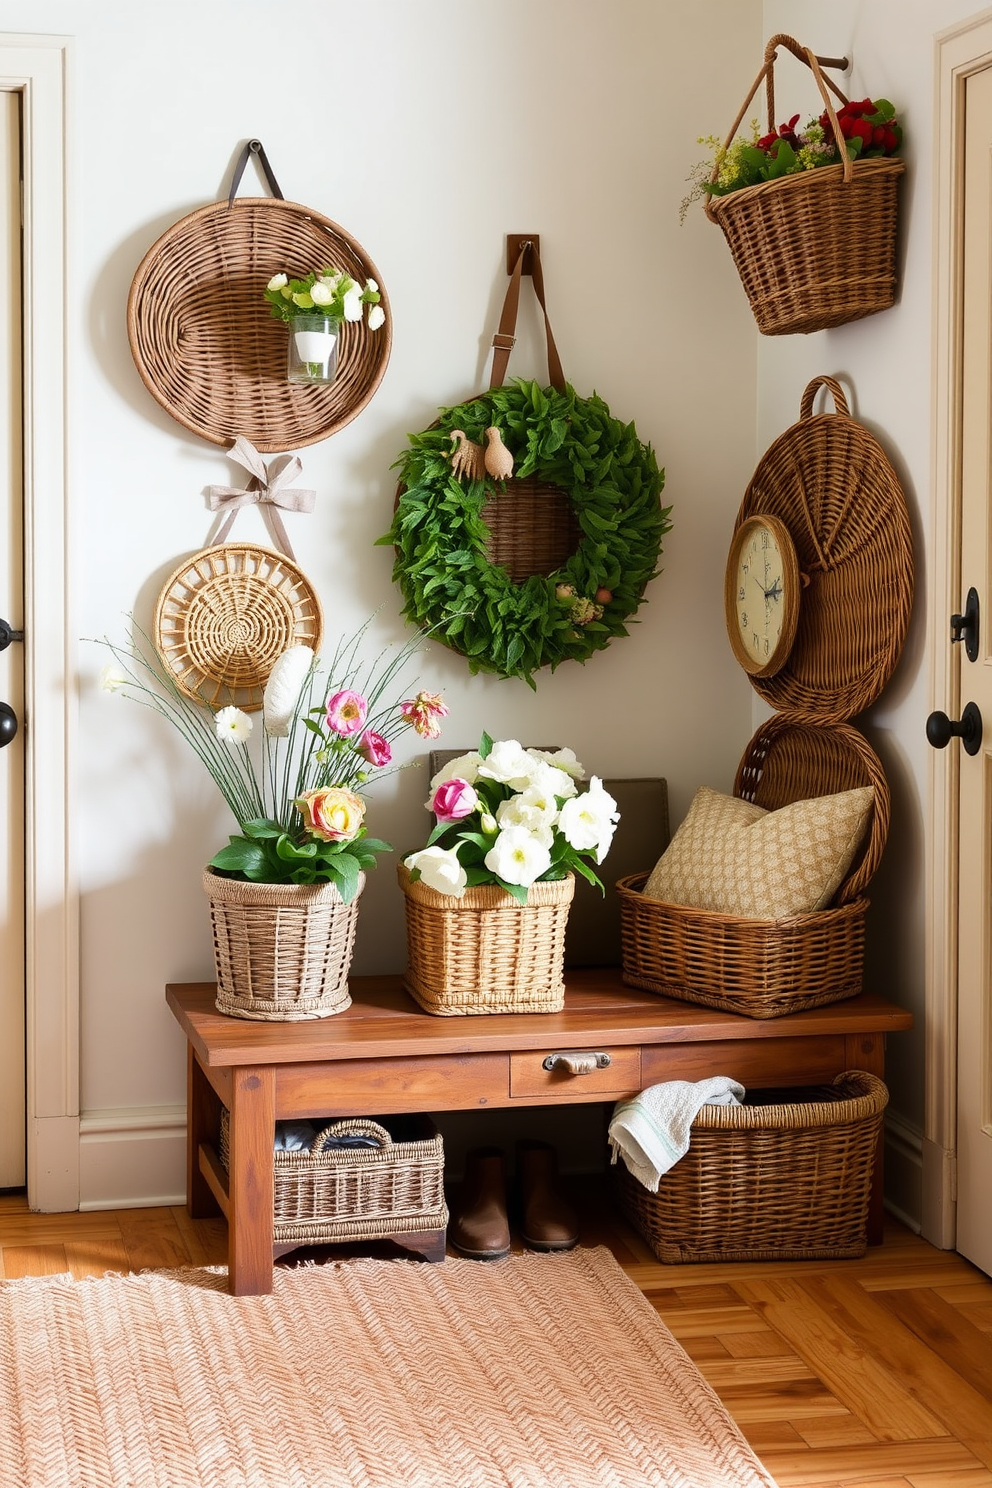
[399,864,574,1015]
[480,475,582,582]
[0,1247,779,1488]
[219,1111,448,1247]
[156,543,323,711]
[204,869,363,1021]
[737,376,914,721]
[617,872,868,1018]
[617,1070,887,1262]
[705,36,904,335]
[127,198,391,452]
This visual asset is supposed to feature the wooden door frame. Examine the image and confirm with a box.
[928,9,992,1249]
[0,35,77,1211]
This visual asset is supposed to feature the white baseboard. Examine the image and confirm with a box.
[883,1111,923,1234]
[78,1106,186,1211]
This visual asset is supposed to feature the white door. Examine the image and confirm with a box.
[0,85,25,1189]
[954,63,992,1273]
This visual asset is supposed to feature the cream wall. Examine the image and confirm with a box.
[0,0,765,1204]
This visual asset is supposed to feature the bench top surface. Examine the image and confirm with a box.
[167,971,914,1069]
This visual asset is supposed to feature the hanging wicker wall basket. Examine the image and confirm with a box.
[127,143,391,452]
[155,542,323,711]
[705,36,905,335]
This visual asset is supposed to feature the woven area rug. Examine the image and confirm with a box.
[0,1245,778,1488]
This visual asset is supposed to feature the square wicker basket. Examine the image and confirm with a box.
[616,1070,887,1262]
[219,1110,447,1247]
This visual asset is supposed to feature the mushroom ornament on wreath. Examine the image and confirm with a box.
[383,377,671,689]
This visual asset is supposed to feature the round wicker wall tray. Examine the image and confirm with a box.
[733,713,890,905]
[736,376,913,721]
[127,198,391,453]
[155,543,324,711]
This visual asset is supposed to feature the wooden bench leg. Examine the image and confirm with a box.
[228,1065,276,1296]
[187,1045,221,1220]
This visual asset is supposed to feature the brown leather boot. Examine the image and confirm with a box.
[517,1139,579,1251]
[450,1147,511,1260]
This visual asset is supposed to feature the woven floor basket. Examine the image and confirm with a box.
[398,863,574,1015]
[738,376,913,722]
[219,1110,447,1246]
[616,1070,887,1262]
[204,869,364,1021]
[127,198,391,452]
[618,718,887,1018]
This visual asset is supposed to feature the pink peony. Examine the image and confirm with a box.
[432,778,478,823]
[325,689,368,736]
[357,729,392,767]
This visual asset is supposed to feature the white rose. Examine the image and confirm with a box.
[309,281,334,306]
[484,826,552,887]
[267,273,288,291]
[528,759,578,802]
[367,303,385,330]
[557,777,620,863]
[496,790,557,842]
[404,845,467,897]
[528,746,586,782]
[342,287,364,322]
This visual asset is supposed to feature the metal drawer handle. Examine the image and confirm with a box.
[542,1051,612,1075]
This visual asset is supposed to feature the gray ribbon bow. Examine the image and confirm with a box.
[206,435,316,560]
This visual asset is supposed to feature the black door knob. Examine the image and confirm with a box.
[950,588,980,663]
[0,701,17,748]
[926,701,983,756]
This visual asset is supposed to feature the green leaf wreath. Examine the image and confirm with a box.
[380,378,671,688]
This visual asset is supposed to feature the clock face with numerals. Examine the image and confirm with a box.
[724,514,801,678]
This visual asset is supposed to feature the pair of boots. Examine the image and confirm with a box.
[450,1140,578,1260]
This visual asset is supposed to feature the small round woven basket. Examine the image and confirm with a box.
[155,543,323,711]
[204,869,364,1021]
[127,197,391,452]
[398,863,575,1015]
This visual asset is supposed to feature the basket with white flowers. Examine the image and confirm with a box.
[399,735,620,1016]
[264,266,385,384]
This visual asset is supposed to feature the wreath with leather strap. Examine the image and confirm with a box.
[381,245,671,689]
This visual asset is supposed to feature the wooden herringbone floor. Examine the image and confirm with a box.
[2,1188,991,1488]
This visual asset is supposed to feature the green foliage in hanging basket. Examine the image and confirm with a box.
[380,378,671,688]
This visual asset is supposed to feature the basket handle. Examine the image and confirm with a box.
[799,375,851,420]
[708,34,853,199]
[310,1118,393,1153]
[489,238,566,393]
[227,138,285,205]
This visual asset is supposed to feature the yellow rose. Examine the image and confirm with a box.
[295,787,366,843]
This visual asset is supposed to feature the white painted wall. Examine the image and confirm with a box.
[0,0,764,1205]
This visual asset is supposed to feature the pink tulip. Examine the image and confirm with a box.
[432,778,478,823]
[357,729,391,767]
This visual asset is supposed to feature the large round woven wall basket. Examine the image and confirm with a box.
[127,197,391,452]
[155,543,323,711]
[204,869,364,1021]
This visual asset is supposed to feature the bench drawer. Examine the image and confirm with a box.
[510,1046,641,1099]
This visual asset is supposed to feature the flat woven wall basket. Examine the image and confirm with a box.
[220,1110,448,1247]
[737,376,914,722]
[705,36,905,335]
[127,144,391,451]
[155,543,323,711]
[616,1070,888,1262]
[398,863,575,1015]
[617,717,889,1018]
[204,869,363,1022]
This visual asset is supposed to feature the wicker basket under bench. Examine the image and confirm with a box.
[219,1109,448,1259]
[616,1070,887,1263]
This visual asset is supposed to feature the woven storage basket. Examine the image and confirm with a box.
[705,36,904,336]
[617,718,888,1017]
[398,863,575,1015]
[219,1110,447,1247]
[127,196,391,453]
[156,543,324,710]
[204,868,363,1021]
[737,376,914,722]
[616,1070,887,1261]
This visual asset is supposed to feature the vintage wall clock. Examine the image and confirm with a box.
[724,512,801,678]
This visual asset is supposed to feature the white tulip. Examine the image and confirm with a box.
[405,845,467,897]
[477,739,536,791]
[99,663,128,694]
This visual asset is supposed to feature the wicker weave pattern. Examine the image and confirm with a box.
[481,477,581,582]
[617,873,867,1018]
[127,198,391,452]
[204,869,363,1021]
[219,1111,447,1245]
[617,1070,887,1261]
[156,544,323,710]
[739,377,914,721]
[398,864,574,1015]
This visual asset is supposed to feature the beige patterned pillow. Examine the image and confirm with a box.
[642,784,874,919]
